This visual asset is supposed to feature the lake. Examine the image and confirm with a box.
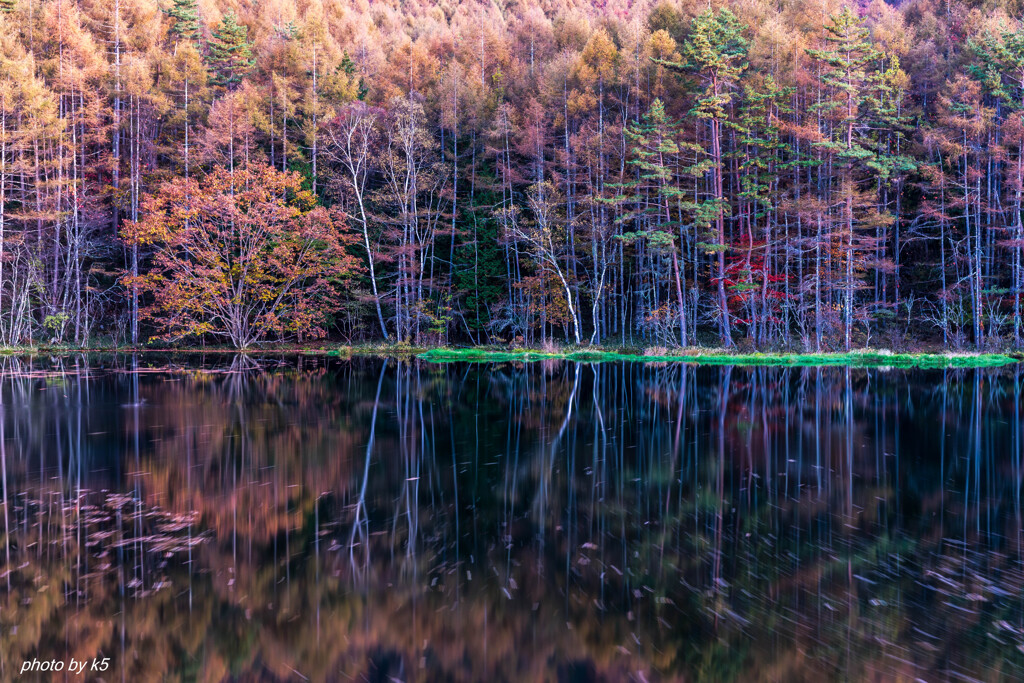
[1,354,1022,681]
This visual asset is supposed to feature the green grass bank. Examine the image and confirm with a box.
[3,343,1019,368]
[413,347,1020,368]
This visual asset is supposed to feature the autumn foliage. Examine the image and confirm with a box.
[125,164,355,347]
[3,0,1024,349]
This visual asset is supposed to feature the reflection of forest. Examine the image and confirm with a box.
[1,355,1023,681]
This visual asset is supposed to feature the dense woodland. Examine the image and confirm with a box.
[2,0,1024,349]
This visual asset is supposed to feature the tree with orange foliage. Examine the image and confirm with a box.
[125,163,356,348]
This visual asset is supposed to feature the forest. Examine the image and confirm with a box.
[1,0,1024,351]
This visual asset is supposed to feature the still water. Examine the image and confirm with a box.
[0,354,1023,682]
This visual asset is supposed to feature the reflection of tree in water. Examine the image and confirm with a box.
[0,355,1023,681]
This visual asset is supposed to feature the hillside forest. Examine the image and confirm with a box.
[2,0,1024,350]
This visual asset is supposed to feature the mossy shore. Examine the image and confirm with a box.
[414,347,1021,368]
[3,343,1019,368]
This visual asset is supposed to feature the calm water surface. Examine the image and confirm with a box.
[1,354,1023,682]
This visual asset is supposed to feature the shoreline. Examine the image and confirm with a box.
[414,348,1021,368]
[2,344,1020,368]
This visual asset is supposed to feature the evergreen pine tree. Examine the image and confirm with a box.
[806,7,879,173]
[969,26,1024,108]
[165,0,200,44]
[806,6,884,350]
[340,52,368,101]
[208,11,254,89]
[734,76,793,342]
[613,98,703,345]
[737,76,792,226]
[656,8,748,347]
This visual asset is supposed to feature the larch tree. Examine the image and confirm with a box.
[806,6,886,350]
[659,8,749,348]
[971,24,1024,347]
[617,98,690,346]
[932,75,992,348]
[0,0,1023,351]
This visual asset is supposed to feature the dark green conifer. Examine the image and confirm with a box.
[208,11,254,89]
[165,0,200,44]
[655,8,749,346]
[340,52,368,101]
